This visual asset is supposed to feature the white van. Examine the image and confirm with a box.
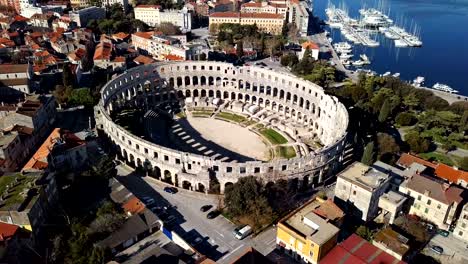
[235,225,252,240]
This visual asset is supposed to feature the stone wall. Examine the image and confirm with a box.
[95,61,349,193]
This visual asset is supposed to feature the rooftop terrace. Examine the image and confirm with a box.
[338,162,390,191]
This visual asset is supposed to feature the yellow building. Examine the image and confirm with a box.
[276,197,344,264]
[209,12,284,35]
[70,0,89,8]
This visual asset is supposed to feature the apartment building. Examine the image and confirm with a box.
[131,31,188,61]
[134,5,192,32]
[276,197,343,264]
[241,1,288,17]
[70,0,89,8]
[454,204,468,242]
[288,0,311,36]
[0,64,33,94]
[0,172,58,245]
[209,12,284,35]
[69,6,106,27]
[399,173,464,230]
[334,162,392,221]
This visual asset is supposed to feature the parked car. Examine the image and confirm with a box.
[200,205,212,212]
[207,210,220,219]
[192,237,203,246]
[164,187,178,194]
[431,245,443,255]
[164,215,177,225]
[234,225,253,240]
[142,197,155,205]
[437,230,449,237]
[233,225,246,236]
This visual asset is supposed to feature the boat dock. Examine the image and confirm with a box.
[417,87,468,104]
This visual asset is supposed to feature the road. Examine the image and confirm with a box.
[115,165,277,263]
[423,233,468,264]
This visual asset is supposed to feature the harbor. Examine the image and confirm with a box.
[315,0,468,96]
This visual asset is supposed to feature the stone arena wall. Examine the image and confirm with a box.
[95,61,349,193]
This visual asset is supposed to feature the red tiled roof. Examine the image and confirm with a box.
[94,42,112,61]
[112,56,125,62]
[398,153,468,184]
[320,234,406,264]
[0,64,28,74]
[23,128,61,171]
[134,55,155,65]
[302,41,319,50]
[242,2,263,8]
[122,197,146,215]
[112,32,129,40]
[14,15,29,22]
[133,31,154,39]
[135,4,161,9]
[397,153,437,169]
[435,164,468,184]
[0,222,19,242]
[164,54,184,61]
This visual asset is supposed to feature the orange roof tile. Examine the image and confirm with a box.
[164,54,184,61]
[112,56,125,62]
[23,128,61,171]
[112,32,129,40]
[302,41,319,50]
[397,153,437,169]
[122,197,146,215]
[134,55,155,65]
[133,31,154,39]
[435,164,468,185]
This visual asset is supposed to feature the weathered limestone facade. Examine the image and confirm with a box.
[95,61,349,193]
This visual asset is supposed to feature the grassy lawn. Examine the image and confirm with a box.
[260,128,288,145]
[277,146,296,159]
[216,112,248,123]
[176,112,186,119]
[419,152,455,166]
[242,119,257,127]
[0,174,38,210]
[191,111,213,117]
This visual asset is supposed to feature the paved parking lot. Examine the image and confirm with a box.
[423,233,468,264]
[116,165,276,263]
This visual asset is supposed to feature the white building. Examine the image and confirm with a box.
[69,6,106,27]
[399,173,464,231]
[288,0,311,36]
[21,4,64,18]
[134,5,192,32]
[0,64,32,94]
[454,204,468,242]
[334,162,392,221]
[132,31,188,61]
[298,41,319,60]
[240,1,288,17]
[105,0,129,12]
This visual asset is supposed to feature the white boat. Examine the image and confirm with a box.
[405,35,423,47]
[360,54,369,61]
[392,73,400,78]
[384,30,400,40]
[413,76,425,87]
[394,39,409,47]
[382,71,391,77]
[341,59,352,66]
[339,53,353,59]
[432,83,459,93]
[353,60,366,66]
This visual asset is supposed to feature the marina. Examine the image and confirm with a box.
[316,0,468,96]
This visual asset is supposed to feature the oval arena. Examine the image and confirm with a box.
[95,61,349,194]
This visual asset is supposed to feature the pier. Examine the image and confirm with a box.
[417,87,468,104]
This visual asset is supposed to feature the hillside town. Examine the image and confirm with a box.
[0,0,467,264]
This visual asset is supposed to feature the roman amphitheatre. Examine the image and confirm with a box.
[95,61,349,194]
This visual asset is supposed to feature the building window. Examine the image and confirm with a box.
[352,190,356,195]
[459,231,464,236]
[424,208,429,214]
[417,195,421,201]
[437,204,441,209]
[462,223,466,228]
[164,155,169,161]
[427,199,431,205]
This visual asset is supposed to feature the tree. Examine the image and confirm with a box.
[405,131,430,153]
[53,85,73,105]
[361,142,375,165]
[378,99,391,122]
[377,133,400,162]
[68,88,95,108]
[280,53,298,67]
[236,40,243,58]
[356,225,373,241]
[460,157,468,171]
[395,112,417,126]
[154,22,182,35]
[403,93,419,110]
[89,0,102,7]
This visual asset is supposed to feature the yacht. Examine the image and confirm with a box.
[382,71,391,77]
[394,39,409,47]
[384,30,400,40]
[339,53,353,59]
[432,83,459,93]
[405,35,423,47]
[413,76,425,87]
[392,73,400,78]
